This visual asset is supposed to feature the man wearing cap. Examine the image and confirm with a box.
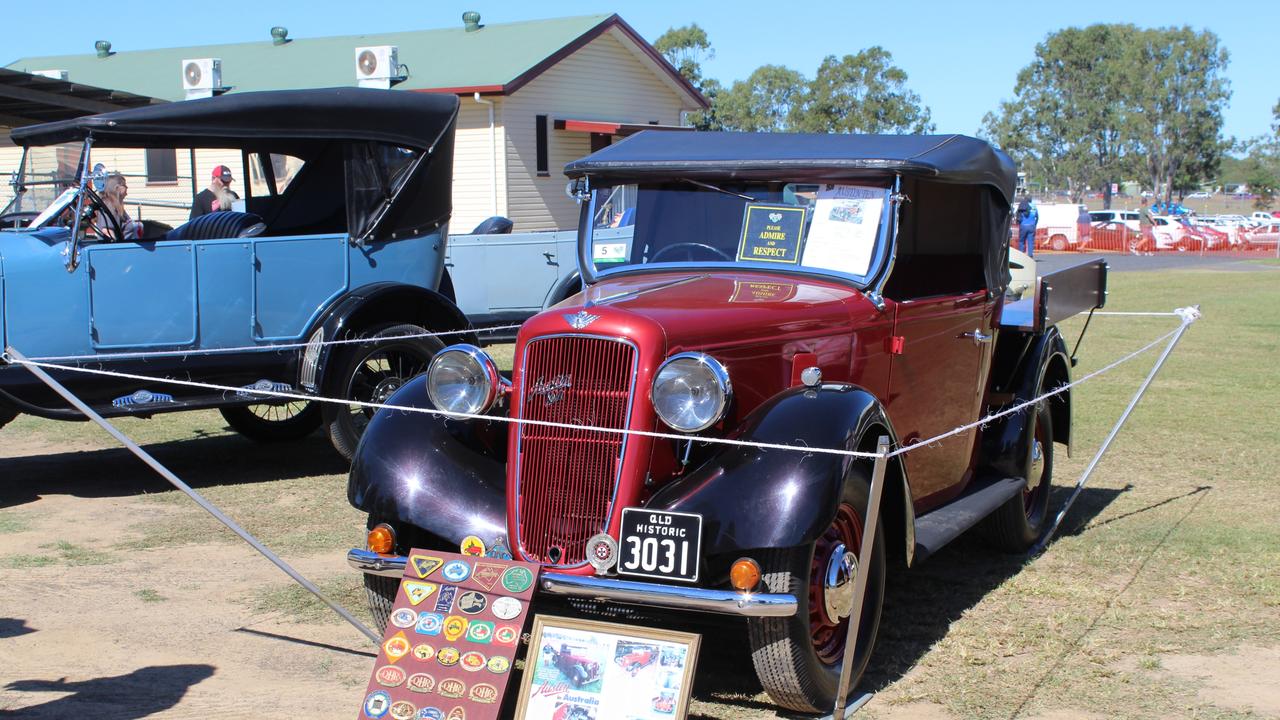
[190,165,239,219]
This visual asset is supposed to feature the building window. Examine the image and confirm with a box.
[145,148,178,185]
[536,114,549,177]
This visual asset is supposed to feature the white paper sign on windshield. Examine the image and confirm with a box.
[801,185,885,277]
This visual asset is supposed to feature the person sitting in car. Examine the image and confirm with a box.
[95,173,143,241]
[190,165,240,218]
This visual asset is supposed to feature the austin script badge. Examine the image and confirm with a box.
[530,374,572,406]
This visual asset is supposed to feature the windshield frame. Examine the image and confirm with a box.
[576,176,901,291]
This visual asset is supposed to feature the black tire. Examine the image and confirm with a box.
[0,405,17,430]
[219,402,321,442]
[1050,235,1069,252]
[983,399,1054,552]
[322,323,444,460]
[748,464,886,713]
[363,572,399,632]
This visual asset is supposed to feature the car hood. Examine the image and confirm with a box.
[547,270,871,352]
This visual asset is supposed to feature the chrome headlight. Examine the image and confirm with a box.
[426,344,502,415]
[651,353,731,433]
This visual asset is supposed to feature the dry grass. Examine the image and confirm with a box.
[1,267,1276,719]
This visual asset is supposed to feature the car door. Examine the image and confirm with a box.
[85,239,197,350]
[888,290,997,509]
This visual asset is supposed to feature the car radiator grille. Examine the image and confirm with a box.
[515,335,635,567]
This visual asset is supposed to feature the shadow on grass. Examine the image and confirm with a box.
[0,432,346,509]
[685,485,1134,717]
[0,617,35,639]
[0,664,215,719]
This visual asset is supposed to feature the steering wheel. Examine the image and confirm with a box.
[649,242,732,263]
[79,186,125,242]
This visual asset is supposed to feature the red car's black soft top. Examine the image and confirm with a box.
[565,130,1017,205]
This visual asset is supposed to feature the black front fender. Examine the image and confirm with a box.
[982,326,1072,478]
[347,376,507,547]
[646,384,895,556]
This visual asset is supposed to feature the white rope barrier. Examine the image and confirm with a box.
[26,323,524,363]
[2,307,1198,462]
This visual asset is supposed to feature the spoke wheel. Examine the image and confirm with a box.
[748,463,885,713]
[323,323,444,460]
[219,401,320,442]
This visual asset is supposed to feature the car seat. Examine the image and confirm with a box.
[166,211,267,241]
[470,216,514,235]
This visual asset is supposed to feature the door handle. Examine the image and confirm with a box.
[544,252,559,266]
[961,329,992,345]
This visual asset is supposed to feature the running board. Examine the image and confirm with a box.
[913,476,1026,562]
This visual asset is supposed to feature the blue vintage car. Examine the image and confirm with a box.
[0,88,472,458]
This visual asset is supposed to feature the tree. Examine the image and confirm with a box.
[654,24,718,129]
[792,48,934,134]
[981,25,1140,206]
[715,65,807,132]
[1127,27,1231,205]
[654,24,713,88]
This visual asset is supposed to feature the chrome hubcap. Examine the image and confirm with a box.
[372,378,403,404]
[823,543,858,621]
[1029,438,1045,482]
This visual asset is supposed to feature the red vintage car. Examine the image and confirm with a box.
[615,646,656,675]
[347,132,1106,713]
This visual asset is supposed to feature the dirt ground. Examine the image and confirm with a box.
[3,267,1279,719]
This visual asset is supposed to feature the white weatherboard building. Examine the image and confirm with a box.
[3,13,707,231]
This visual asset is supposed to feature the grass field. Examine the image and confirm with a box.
[1,263,1277,718]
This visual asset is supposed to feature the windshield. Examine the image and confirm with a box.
[3,143,83,220]
[585,180,892,285]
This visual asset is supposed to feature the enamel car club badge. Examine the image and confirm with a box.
[486,655,510,674]
[363,690,392,718]
[469,683,498,704]
[389,700,417,720]
[409,555,444,579]
[460,536,486,557]
[418,709,444,720]
[500,566,534,594]
[434,585,458,613]
[445,705,466,720]
[443,616,468,642]
[441,560,471,583]
[471,562,504,591]
[402,581,438,606]
[457,591,487,615]
[375,665,406,688]
[486,539,513,560]
[383,632,411,663]
[390,607,418,629]
[465,620,494,644]
[493,625,519,645]
[436,647,461,667]
[460,651,486,672]
[437,678,465,699]
[406,673,436,693]
[490,596,522,620]
[412,643,436,662]
[415,612,443,636]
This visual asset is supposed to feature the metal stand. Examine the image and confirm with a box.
[826,436,891,719]
[1033,306,1200,553]
[5,346,381,644]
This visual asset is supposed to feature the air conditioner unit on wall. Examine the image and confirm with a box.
[355,46,399,89]
[181,58,221,100]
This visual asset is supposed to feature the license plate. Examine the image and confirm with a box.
[617,508,702,583]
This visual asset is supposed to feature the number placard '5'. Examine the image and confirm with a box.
[616,508,703,583]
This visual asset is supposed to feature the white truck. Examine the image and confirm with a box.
[1036,203,1088,251]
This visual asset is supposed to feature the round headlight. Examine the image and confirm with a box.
[651,353,731,433]
[426,344,501,415]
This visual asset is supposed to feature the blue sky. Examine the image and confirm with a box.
[7,1,1276,143]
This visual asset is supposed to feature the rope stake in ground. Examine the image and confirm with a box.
[2,307,1199,463]
[4,347,382,646]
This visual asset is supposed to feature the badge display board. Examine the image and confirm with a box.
[358,550,541,720]
[513,615,701,720]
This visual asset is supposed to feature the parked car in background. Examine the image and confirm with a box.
[0,89,472,459]
[1089,209,1140,232]
[1035,203,1088,251]
[1150,215,1199,251]
[1186,191,1212,199]
[1244,223,1280,252]
[346,131,1108,713]
[1251,212,1278,225]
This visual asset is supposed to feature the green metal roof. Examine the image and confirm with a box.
[5,14,672,103]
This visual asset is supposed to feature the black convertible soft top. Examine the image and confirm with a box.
[565,131,1017,204]
[10,87,458,153]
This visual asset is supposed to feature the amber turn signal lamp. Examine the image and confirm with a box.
[730,557,761,592]
[367,524,395,554]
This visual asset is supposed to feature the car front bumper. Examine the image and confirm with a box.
[347,548,797,618]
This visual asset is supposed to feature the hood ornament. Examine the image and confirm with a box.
[564,310,600,330]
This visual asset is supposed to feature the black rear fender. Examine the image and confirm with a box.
[646,384,911,559]
[982,326,1072,478]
